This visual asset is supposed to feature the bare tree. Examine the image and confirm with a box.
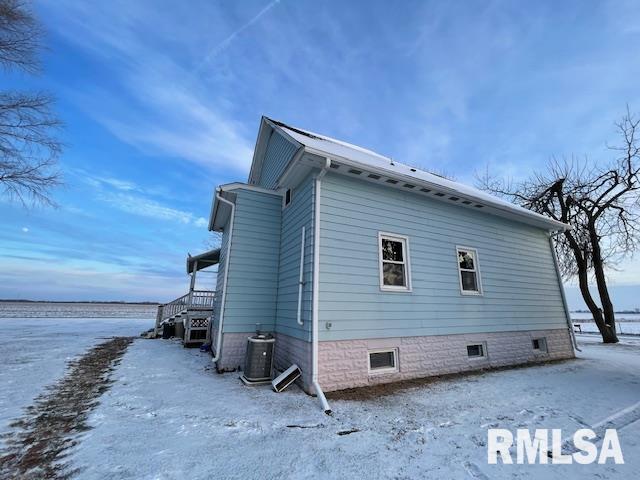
[0,0,62,206]
[479,109,640,343]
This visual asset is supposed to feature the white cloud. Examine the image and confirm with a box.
[194,217,208,228]
[195,0,281,72]
[73,170,208,228]
[21,227,29,233]
[42,0,255,173]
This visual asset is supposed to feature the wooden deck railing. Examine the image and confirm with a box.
[155,290,215,331]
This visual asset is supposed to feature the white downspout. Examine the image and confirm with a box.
[212,190,236,364]
[296,226,306,326]
[312,158,332,414]
[549,231,581,353]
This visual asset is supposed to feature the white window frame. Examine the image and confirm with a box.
[466,342,487,360]
[283,188,293,208]
[378,232,412,292]
[532,337,548,354]
[367,348,399,375]
[455,246,483,296]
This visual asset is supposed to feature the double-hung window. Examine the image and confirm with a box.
[379,233,411,291]
[456,246,482,295]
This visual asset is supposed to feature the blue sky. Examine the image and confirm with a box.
[1,0,639,307]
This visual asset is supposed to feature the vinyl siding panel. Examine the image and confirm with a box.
[222,189,282,334]
[274,174,314,341]
[318,172,567,341]
[211,216,230,333]
[257,130,298,189]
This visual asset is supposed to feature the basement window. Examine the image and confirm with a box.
[467,343,486,358]
[368,349,398,374]
[532,338,548,353]
[456,246,482,295]
[379,232,411,292]
[283,188,292,208]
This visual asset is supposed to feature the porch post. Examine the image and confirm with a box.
[188,260,198,305]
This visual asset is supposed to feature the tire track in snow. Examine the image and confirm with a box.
[0,336,134,479]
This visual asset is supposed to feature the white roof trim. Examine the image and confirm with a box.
[219,182,282,195]
[268,119,569,232]
[208,182,282,231]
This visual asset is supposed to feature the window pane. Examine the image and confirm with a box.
[383,263,406,286]
[533,338,547,352]
[370,351,395,369]
[467,344,483,357]
[461,271,478,291]
[458,250,475,270]
[382,239,403,262]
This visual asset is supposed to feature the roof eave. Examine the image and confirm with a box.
[298,145,570,232]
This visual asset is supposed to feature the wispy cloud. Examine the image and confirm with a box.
[74,170,208,227]
[98,192,200,225]
[41,0,257,172]
[195,0,281,72]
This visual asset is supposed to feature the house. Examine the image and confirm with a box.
[207,116,576,408]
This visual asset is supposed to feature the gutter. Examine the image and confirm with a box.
[312,158,332,414]
[211,189,236,364]
[549,231,581,353]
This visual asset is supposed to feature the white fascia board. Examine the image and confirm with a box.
[247,117,271,185]
[218,182,283,196]
[300,146,569,232]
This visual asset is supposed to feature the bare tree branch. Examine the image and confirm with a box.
[0,0,41,73]
[477,109,640,344]
[0,0,62,206]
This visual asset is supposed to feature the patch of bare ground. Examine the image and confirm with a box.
[327,357,576,401]
[0,337,134,479]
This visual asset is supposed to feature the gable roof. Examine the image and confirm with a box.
[250,117,568,232]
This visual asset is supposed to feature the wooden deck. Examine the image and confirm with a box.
[155,290,214,333]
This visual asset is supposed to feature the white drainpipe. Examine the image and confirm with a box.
[549,231,581,352]
[312,158,332,414]
[212,190,236,364]
[296,226,306,326]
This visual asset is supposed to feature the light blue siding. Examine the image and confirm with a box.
[257,130,298,189]
[222,189,282,333]
[318,172,567,341]
[274,175,315,341]
[211,215,230,333]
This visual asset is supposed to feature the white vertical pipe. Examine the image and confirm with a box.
[212,190,236,364]
[312,158,332,414]
[296,226,306,326]
[549,232,581,352]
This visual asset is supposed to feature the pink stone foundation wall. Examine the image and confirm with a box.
[214,332,312,386]
[317,328,574,392]
[274,333,312,392]
[215,332,251,372]
[214,328,574,393]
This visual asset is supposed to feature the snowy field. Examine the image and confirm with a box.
[0,301,157,318]
[1,318,639,479]
[571,312,640,335]
[574,321,640,335]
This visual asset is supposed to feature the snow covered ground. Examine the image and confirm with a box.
[1,318,638,479]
